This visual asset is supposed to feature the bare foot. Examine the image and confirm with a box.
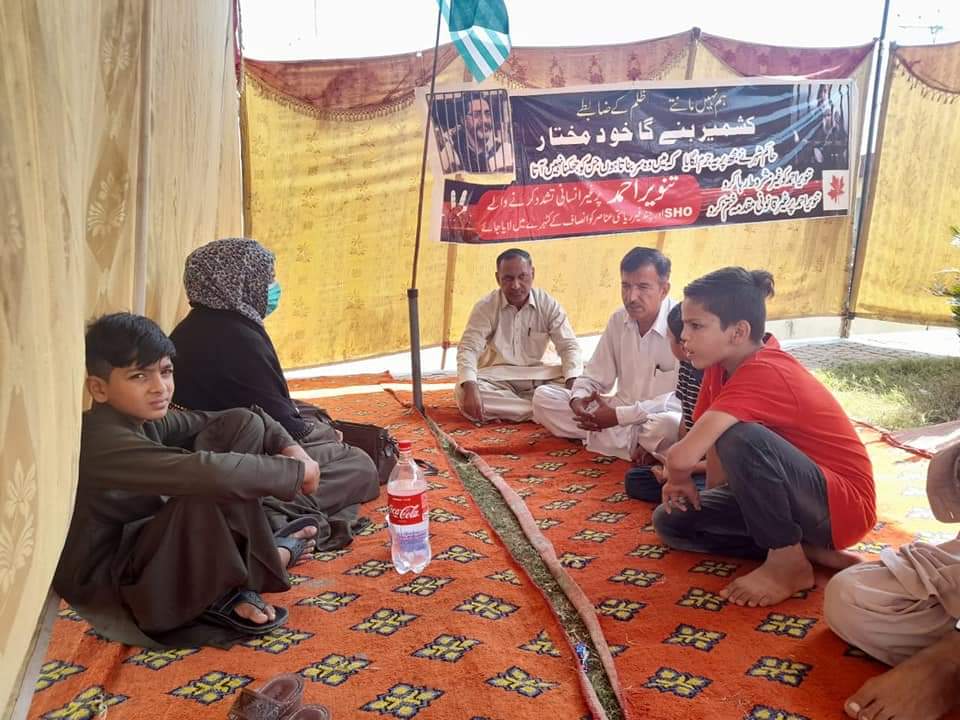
[233,600,277,625]
[277,525,317,567]
[720,544,815,607]
[845,638,960,720]
[803,544,863,570]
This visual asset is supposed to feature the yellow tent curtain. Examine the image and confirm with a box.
[3,14,957,710]
[244,32,700,368]
[852,42,960,325]
[244,63,461,368]
[0,0,242,710]
[246,32,875,369]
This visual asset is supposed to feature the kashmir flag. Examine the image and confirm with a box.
[438,0,511,82]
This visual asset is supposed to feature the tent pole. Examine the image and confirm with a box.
[132,0,154,315]
[439,242,459,371]
[408,4,444,413]
[842,0,891,338]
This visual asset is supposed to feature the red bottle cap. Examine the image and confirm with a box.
[398,440,413,452]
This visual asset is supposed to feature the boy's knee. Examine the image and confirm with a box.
[195,408,265,453]
[823,567,861,635]
[714,422,766,465]
[222,407,266,440]
[219,407,260,425]
[351,448,381,501]
[652,502,693,547]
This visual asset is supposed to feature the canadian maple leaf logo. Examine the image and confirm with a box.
[828,174,845,203]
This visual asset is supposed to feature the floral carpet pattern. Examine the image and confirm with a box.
[417,380,959,720]
[29,384,596,720]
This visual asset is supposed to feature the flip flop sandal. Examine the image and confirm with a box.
[288,705,332,720]
[275,517,321,567]
[227,673,304,720]
[275,535,314,568]
[414,458,439,476]
[352,516,373,533]
[201,588,288,635]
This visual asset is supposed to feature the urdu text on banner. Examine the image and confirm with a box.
[429,81,854,244]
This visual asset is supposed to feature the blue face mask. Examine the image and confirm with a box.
[265,281,281,316]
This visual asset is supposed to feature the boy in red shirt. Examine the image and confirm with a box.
[654,267,875,607]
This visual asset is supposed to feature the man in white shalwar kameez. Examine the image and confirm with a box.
[456,248,582,423]
[533,247,681,461]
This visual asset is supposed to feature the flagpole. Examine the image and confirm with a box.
[842,0,891,337]
[407,4,444,414]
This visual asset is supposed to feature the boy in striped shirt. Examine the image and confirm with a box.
[626,304,705,500]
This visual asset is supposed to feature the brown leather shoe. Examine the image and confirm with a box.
[227,673,304,719]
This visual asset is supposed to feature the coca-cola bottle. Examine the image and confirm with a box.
[387,440,431,574]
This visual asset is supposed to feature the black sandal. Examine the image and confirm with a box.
[414,458,439,476]
[274,517,321,568]
[201,588,287,635]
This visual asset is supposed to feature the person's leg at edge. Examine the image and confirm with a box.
[843,635,960,720]
[714,422,860,608]
[824,558,960,720]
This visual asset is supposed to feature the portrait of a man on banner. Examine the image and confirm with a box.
[432,89,516,175]
[800,83,851,171]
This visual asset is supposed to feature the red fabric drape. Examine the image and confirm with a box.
[895,41,960,94]
[245,46,461,118]
[699,31,873,79]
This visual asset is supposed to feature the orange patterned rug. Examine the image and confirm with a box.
[416,382,959,720]
[29,385,598,720]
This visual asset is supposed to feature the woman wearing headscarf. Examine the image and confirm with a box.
[169,238,379,548]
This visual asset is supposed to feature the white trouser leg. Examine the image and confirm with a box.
[582,424,635,460]
[456,379,537,422]
[634,411,682,454]
[531,384,586,439]
[824,553,958,666]
[533,388,681,460]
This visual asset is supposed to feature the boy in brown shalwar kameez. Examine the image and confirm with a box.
[54,313,321,648]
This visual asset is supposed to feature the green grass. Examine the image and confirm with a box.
[814,356,960,430]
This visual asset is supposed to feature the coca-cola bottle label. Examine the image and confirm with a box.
[388,493,426,526]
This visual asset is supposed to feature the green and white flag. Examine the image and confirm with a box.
[438,0,511,82]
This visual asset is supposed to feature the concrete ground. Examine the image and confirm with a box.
[783,328,960,369]
[287,322,960,379]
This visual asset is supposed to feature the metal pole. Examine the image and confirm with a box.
[132,0,154,314]
[407,288,424,411]
[842,0,891,337]
[407,3,444,412]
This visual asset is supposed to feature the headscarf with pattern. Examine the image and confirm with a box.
[183,238,275,324]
